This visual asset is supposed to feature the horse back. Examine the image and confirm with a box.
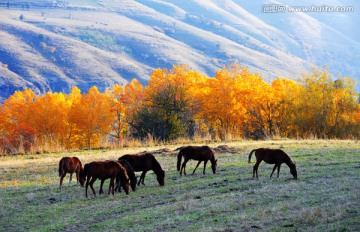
[85,161,120,179]
[182,146,214,161]
[118,154,153,172]
[59,156,82,173]
[257,148,291,164]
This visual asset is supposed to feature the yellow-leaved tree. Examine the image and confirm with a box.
[68,86,114,149]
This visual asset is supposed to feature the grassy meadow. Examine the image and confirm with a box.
[0,140,359,231]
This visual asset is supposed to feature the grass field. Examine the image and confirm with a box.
[0,140,359,231]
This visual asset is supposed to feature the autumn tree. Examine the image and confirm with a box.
[293,68,360,138]
[109,84,128,145]
[133,65,199,140]
[121,79,144,137]
[28,92,71,148]
[68,86,114,149]
[270,78,302,137]
[0,89,35,134]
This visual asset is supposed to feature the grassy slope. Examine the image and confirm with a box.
[0,140,359,231]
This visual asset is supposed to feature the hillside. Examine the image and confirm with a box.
[0,0,359,101]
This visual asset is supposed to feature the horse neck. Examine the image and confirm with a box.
[118,166,129,181]
[210,154,216,165]
[284,156,294,167]
[152,158,163,174]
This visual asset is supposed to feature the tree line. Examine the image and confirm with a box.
[0,64,359,154]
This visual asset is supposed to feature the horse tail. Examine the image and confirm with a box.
[58,159,63,176]
[83,163,89,178]
[177,150,183,171]
[248,149,257,163]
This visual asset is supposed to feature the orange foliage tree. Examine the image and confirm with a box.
[0,65,359,154]
[132,65,202,140]
[68,86,114,149]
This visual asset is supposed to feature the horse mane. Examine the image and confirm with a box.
[286,156,296,166]
[117,163,129,181]
[209,148,216,160]
[149,154,164,173]
[119,160,136,181]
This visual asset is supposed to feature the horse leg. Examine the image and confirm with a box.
[116,180,122,193]
[181,159,189,176]
[68,173,73,185]
[137,172,142,186]
[253,161,261,179]
[270,164,278,178]
[75,171,80,185]
[99,179,105,194]
[277,164,281,178]
[192,161,202,175]
[59,173,66,189]
[89,177,97,197]
[138,171,147,186]
[85,176,90,198]
[203,160,208,175]
[108,178,114,195]
[180,162,184,176]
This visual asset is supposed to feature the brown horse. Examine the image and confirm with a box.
[58,156,85,189]
[83,160,130,198]
[248,148,297,179]
[115,159,137,192]
[177,146,217,176]
[118,153,165,186]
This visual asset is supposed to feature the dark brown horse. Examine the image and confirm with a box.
[115,159,137,192]
[248,148,297,179]
[83,160,130,198]
[118,153,165,186]
[177,146,217,176]
[58,156,85,189]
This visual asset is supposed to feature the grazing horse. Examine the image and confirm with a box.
[248,148,297,179]
[177,146,217,176]
[115,159,137,192]
[83,160,130,198]
[118,153,165,186]
[58,156,85,189]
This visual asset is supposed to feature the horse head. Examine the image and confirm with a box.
[79,168,86,187]
[211,159,218,174]
[156,170,165,186]
[289,162,297,179]
[130,176,138,191]
[121,178,130,195]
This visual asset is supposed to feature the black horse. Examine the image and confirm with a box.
[177,146,217,175]
[118,153,165,186]
[248,148,297,179]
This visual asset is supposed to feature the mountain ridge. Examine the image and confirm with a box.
[0,0,358,102]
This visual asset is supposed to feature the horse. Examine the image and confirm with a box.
[115,159,137,192]
[83,160,130,198]
[58,156,85,189]
[248,148,297,179]
[177,145,217,176]
[118,153,165,186]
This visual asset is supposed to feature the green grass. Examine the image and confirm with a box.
[0,140,359,231]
